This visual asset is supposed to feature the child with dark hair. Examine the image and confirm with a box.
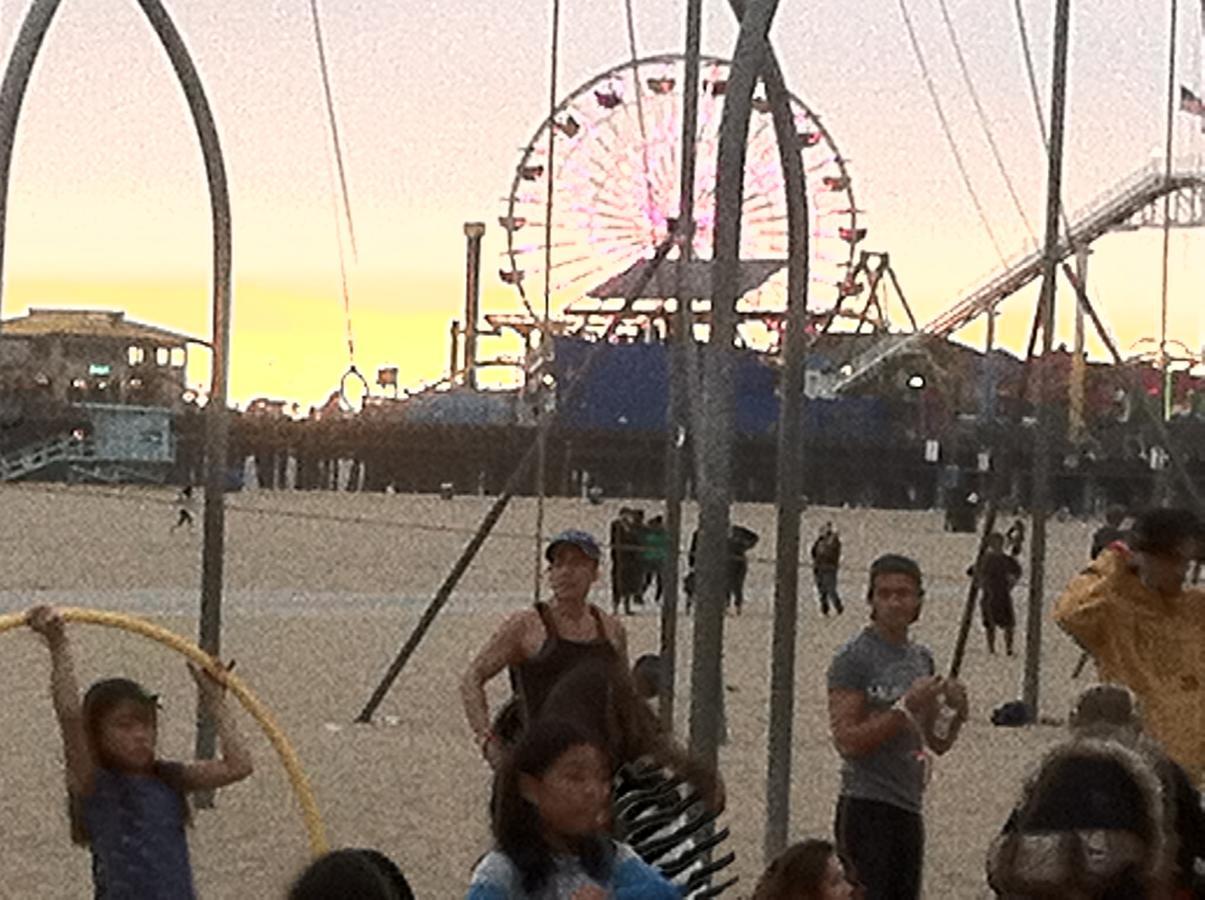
[1054,507,1205,783]
[989,683,1204,898]
[752,839,858,900]
[467,718,678,898]
[289,848,415,900]
[27,605,253,899]
[826,554,968,900]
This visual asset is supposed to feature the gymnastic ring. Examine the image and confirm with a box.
[339,365,369,411]
[0,607,329,856]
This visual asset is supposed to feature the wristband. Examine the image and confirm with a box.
[892,699,919,732]
[479,730,499,756]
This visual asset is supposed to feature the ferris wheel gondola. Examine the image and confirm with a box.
[499,54,864,347]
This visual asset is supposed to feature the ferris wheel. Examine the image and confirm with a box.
[498,53,864,342]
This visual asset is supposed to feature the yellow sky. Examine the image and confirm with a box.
[6,216,1198,409]
[0,1,1201,405]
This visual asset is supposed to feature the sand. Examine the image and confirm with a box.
[0,482,1103,898]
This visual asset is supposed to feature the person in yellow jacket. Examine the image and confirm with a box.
[1053,507,1205,785]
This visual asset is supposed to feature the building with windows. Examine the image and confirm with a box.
[0,309,201,483]
[0,308,197,409]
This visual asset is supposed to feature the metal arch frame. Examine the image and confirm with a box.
[500,52,858,316]
[0,0,233,782]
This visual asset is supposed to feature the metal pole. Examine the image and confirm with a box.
[0,0,233,803]
[1158,0,1179,422]
[1069,247,1088,443]
[690,0,780,769]
[449,318,461,382]
[1022,0,1072,719]
[949,503,999,679]
[534,419,547,602]
[135,0,234,803]
[534,0,562,606]
[760,50,809,865]
[0,2,60,344]
[463,222,485,391]
[660,0,704,732]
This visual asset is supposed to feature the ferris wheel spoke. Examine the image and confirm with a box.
[570,202,645,229]
[615,92,661,239]
[549,238,646,276]
[550,246,648,295]
[744,210,789,230]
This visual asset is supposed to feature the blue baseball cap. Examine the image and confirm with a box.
[545,529,602,563]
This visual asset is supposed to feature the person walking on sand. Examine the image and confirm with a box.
[171,485,197,533]
[609,509,642,616]
[27,605,252,899]
[1004,518,1026,558]
[1054,507,1205,785]
[461,530,629,769]
[827,555,968,900]
[971,533,1022,656]
[638,515,668,604]
[812,522,844,617]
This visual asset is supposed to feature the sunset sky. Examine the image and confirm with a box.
[0,0,1201,407]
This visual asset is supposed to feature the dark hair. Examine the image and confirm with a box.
[1104,505,1126,527]
[631,654,661,699]
[986,532,1005,551]
[866,554,924,599]
[1129,508,1203,555]
[69,678,189,845]
[289,848,415,900]
[537,657,722,812]
[492,719,615,895]
[752,839,847,900]
[1070,684,1141,736]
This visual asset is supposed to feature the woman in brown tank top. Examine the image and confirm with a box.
[460,530,629,769]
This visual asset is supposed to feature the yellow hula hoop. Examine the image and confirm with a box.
[0,607,328,857]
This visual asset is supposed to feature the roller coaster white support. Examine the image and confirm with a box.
[818,157,1205,397]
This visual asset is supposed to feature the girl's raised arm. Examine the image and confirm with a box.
[180,662,253,791]
[28,606,95,796]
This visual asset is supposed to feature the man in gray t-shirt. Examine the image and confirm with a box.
[827,554,968,900]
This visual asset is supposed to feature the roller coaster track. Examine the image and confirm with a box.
[820,157,1205,396]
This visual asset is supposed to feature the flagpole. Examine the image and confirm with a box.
[1159,0,1178,423]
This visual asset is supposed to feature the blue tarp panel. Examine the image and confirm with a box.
[551,338,891,442]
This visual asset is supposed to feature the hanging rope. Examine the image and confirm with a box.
[308,0,358,261]
[534,0,562,602]
[327,149,357,368]
[623,0,660,246]
[308,0,362,388]
[1012,0,1075,239]
[935,0,1036,243]
[1158,0,1179,411]
[896,0,1007,264]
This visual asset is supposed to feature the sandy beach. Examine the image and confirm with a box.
[0,483,1103,898]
